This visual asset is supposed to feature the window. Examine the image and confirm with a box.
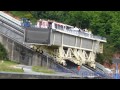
[57,24,61,29]
[55,24,57,29]
[64,26,66,30]
[42,22,45,26]
[66,26,71,30]
[61,25,63,30]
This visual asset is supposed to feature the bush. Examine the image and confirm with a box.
[0,43,8,60]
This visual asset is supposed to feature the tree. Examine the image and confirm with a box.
[0,43,8,60]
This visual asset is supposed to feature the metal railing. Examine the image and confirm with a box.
[0,11,21,26]
[0,12,24,33]
[56,28,106,41]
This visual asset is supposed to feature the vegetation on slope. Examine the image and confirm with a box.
[0,43,8,60]
[6,11,37,24]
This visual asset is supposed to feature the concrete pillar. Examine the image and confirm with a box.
[32,53,38,66]
[28,56,32,66]
[0,34,3,43]
[47,55,48,67]
[11,41,14,60]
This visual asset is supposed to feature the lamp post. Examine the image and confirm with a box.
[112,58,120,79]
[115,63,119,79]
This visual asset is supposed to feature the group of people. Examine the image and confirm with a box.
[21,18,32,27]
[21,18,92,37]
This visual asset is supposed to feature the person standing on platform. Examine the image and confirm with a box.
[77,65,81,75]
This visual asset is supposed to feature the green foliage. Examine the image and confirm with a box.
[96,43,114,64]
[96,53,104,64]
[9,11,37,24]
[0,43,8,60]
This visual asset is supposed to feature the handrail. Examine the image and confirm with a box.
[0,16,24,33]
[83,64,113,78]
[0,15,21,27]
[0,12,24,33]
[0,11,21,26]
[55,29,106,42]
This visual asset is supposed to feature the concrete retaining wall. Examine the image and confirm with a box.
[0,33,42,66]
[0,72,83,79]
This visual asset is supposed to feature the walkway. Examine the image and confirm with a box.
[15,64,82,78]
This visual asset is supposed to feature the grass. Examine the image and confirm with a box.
[32,66,55,74]
[0,60,24,73]
[7,11,37,24]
